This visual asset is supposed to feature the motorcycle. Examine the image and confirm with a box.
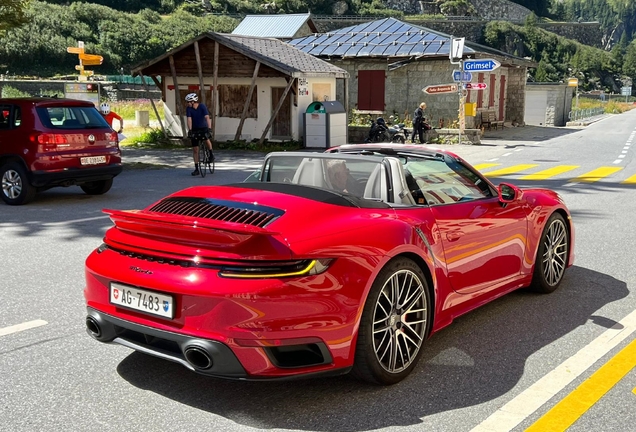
[364,116,408,144]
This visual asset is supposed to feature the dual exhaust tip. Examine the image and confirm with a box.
[85,314,214,370]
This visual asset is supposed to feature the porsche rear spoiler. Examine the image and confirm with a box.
[103,209,289,257]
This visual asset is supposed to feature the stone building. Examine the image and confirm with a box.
[289,18,535,128]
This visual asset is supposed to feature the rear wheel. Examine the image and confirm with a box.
[352,257,431,385]
[1,162,36,205]
[80,179,113,195]
[530,213,569,293]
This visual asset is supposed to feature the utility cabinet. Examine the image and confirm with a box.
[303,101,347,148]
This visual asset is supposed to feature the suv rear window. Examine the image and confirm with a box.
[36,106,110,130]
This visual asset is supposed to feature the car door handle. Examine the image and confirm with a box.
[446,232,462,242]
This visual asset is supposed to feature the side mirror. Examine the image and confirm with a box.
[498,182,522,203]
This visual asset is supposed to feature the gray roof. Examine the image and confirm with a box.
[289,17,532,66]
[216,33,348,78]
[231,13,315,39]
[131,32,349,79]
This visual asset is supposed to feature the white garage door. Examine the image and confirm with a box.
[525,90,548,126]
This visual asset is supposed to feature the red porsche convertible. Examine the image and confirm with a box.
[84,143,574,385]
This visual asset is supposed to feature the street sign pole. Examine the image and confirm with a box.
[458,59,463,145]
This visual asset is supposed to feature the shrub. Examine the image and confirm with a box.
[1,85,30,98]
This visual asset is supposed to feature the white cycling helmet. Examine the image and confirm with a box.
[99,103,110,115]
[185,93,198,103]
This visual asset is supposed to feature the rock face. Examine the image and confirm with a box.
[380,0,531,21]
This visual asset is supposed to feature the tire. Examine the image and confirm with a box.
[1,162,36,205]
[352,257,431,385]
[80,179,113,195]
[392,135,406,144]
[530,213,569,294]
[198,143,208,178]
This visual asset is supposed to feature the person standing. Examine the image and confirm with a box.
[411,102,428,144]
[185,93,213,176]
[99,103,123,133]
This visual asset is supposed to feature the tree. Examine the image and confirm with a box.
[0,0,30,34]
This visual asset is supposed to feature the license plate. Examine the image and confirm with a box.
[81,156,106,165]
[109,283,174,319]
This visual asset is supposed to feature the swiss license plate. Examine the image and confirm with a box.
[81,156,106,165]
[109,283,174,319]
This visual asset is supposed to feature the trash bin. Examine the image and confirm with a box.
[303,101,347,148]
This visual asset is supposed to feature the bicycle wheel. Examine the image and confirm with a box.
[208,151,215,174]
[198,141,207,178]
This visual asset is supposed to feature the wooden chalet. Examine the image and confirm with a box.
[131,32,349,143]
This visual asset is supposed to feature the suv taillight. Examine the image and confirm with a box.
[35,133,68,152]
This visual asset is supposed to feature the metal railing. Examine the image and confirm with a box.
[568,107,605,121]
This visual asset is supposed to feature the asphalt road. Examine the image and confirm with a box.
[1,114,635,432]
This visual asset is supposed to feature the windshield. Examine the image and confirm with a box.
[260,154,383,199]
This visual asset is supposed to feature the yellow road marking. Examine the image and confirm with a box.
[473,163,501,171]
[571,167,623,183]
[622,174,636,184]
[483,164,538,177]
[520,165,579,180]
[525,337,636,432]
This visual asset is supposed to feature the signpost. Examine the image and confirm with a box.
[423,84,458,95]
[462,59,501,72]
[621,86,631,103]
[67,41,103,81]
[453,70,472,82]
[464,82,487,90]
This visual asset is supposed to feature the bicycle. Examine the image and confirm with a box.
[190,130,215,177]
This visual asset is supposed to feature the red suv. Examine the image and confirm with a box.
[0,97,122,205]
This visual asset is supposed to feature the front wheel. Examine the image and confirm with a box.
[391,135,406,144]
[1,162,36,205]
[352,257,431,385]
[530,213,569,293]
[80,179,113,195]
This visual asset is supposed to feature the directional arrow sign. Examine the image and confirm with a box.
[453,70,472,82]
[423,84,458,95]
[464,82,487,90]
[67,47,84,54]
[463,59,501,72]
[79,53,103,65]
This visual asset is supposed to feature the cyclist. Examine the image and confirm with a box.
[185,93,213,176]
[99,103,123,133]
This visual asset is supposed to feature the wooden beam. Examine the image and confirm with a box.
[210,42,219,143]
[193,41,206,106]
[139,72,167,139]
[234,61,260,141]
[169,55,187,138]
[258,77,295,145]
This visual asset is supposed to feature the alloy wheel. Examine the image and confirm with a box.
[541,218,568,286]
[372,269,427,373]
[2,169,22,200]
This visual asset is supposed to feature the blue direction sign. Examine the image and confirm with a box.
[463,59,501,72]
[453,70,473,82]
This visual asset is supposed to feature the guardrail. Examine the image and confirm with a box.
[568,107,605,121]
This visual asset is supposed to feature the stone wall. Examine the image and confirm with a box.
[506,67,526,125]
[541,22,603,48]
[334,57,516,127]
[468,0,531,22]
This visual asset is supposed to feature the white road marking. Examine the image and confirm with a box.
[564,182,580,186]
[44,215,111,226]
[487,158,499,162]
[470,309,636,432]
[619,155,626,158]
[502,153,513,157]
[0,320,48,337]
[614,159,623,164]
[514,149,523,152]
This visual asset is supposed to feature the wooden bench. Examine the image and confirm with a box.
[480,110,504,130]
